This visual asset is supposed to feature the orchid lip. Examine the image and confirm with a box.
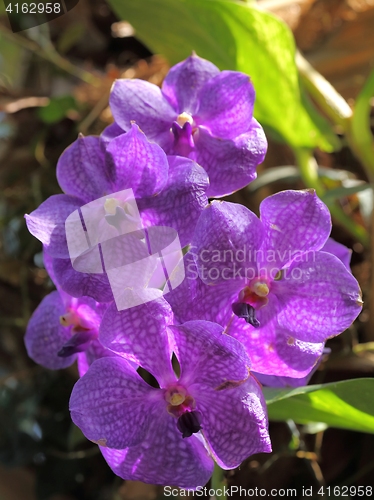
[171,121,195,156]
[232,302,260,328]
[57,330,94,357]
[176,410,202,438]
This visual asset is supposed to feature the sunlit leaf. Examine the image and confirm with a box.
[265,378,374,434]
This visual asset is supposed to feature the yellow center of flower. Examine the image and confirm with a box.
[165,386,187,406]
[251,281,269,297]
[104,198,120,215]
[59,310,80,327]
[176,112,193,127]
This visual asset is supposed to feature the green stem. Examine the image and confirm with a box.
[296,51,374,181]
[0,27,101,86]
[294,148,369,247]
[211,463,227,500]
[348,68,374,183]
[296,51,352,128]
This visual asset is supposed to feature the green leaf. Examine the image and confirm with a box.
[107,0,335,150]
[247,165,300,192]
[37,95,77,124]
[264,378,374,434]
[321,183,373,204]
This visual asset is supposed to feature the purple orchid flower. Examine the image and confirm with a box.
[25,252,113,375]
[108,53,267,198]
[321,237,352,270]
[167,190,362,379]
[25,125,208,301]
[69,299,271,488]
[254,348,331,388]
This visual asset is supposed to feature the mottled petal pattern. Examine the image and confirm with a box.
[165,253,240,326]
[57,135,112,202]
[192,201,263,285]
[109,79,175,150]
[259,190,331,268]
[100,413,214,488]
[195,376,271,469]
[25,195,84,259]
[99,299,175,386]
[53,257,114,303]
[275,251,362,342]
[106,124,169,197]
[25,291,77,369]
[162,54,219,114]
[195,71,255,139]
[195,122,267,197]
[138,156,209,247]
[169,321,250,388]
[227,311,325,378]
[70,357,162,449]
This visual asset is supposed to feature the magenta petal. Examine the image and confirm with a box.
[25,291,77,369]
[227,296,324,378]
[195,376,271,469]
[195,121,267,197]
[57,135,112,202]
[53,257,114,302]
[236,321,324,379]
[77,338,117,377]
[169,321,250,389]
[254,349,330,388]
[109,79,175,150]
[259,190,331,268]
[100,413,213,488]
[70,357,162,449]
[275,251,362,343]
[162,54,219,114]
[138,156,209,247]
[106,124,169,197]
[166,253,240,327]
[99,299,175,386]
[321,237,352,270]
[195,71,255,139]
[25,195,84,259]
[43,248,58,288]
[100,122,126,150]
[192,201,263,285]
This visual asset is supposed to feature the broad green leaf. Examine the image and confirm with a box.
[107,0,336,150]
[264,378,374,434]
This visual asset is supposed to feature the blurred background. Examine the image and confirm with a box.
[1,0,374,498]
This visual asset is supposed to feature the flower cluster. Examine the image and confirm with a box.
[24,54,362,488]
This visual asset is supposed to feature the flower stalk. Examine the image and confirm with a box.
[211,463,227,500]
